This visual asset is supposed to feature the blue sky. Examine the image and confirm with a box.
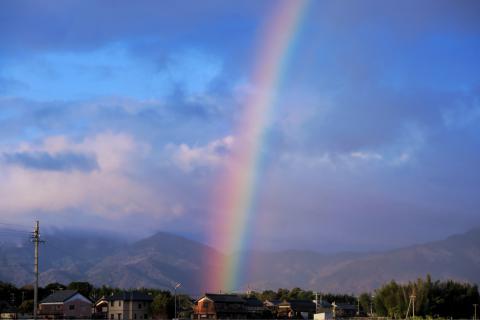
[0,0,479,252]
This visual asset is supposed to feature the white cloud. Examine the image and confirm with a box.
[350,151,383,161]
[166,135,234,172]
[0,132,163,218]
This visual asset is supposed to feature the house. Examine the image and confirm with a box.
[0,302,18,319]
[107,291,153,320]
[244,297,269,319]
[277,300,316,319]
[93,296,109,319]
[331,302,357,318]
[192,294,247,319]
[314,300,332,313]
[263,300,281,315]
[39,290,92,319]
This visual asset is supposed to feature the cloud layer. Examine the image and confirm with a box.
[0,0,479,251]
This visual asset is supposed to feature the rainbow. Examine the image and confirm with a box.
[207,0,310,292]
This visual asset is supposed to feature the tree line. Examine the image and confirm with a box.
[359,275,480,319]
[1,276,479,318]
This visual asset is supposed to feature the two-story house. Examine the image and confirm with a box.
[39,290,92,319]
[107,291,153,320]
[193,294,247,319]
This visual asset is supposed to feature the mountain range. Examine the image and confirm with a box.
[0,227,479,294]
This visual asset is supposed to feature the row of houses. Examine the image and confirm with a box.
[1,290,357,320]
[38,290,154,320]
[193,293,357,319]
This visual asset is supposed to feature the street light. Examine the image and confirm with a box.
[174,282,181,320]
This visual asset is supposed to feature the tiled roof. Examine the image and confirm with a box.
[203,294,245,303]
[279,299,316,311]
[244,298,263,307]
[40,290,79,303]
[264,299,281,306]
[108,291,153,302]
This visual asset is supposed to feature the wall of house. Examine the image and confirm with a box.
[127,300,151,320]
[108,300,151,320]
[108,299,128,320]
[193,298,216,319]
[63,299,92,319]
[39,303,63,317]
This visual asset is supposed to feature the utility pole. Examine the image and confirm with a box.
[32,220,44,320]
[474,304,478,320]
[357,296,360,316]
[412,293,416,319]
[174,282,181,320]
[370,295,374,317]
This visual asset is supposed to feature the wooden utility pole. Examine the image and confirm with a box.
[32,220,44,320]
[412,293,416,319]
[474,304,478,320]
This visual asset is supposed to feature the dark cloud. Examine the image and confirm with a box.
[3,151,99,172]
[0,0,268,54]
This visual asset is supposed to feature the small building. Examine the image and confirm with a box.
[278,300,316,319]
[192,294,247,319]
[313,312,333,320]
[244,297,269,319]
[314,300,332,314]
[331,302,357,318]
[39,290,92,319]
[107,291,153,320]
[0,300,17,319]
[93,296,109,319]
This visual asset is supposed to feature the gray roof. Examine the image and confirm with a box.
[108,291,153,302]
[40,290,82,304]
[264,299,281,306]
[334,303,356,310]
[279,299,316,311]
[244,297,263,307]
[203,294,245,304]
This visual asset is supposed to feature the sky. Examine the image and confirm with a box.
[0,0,479,252]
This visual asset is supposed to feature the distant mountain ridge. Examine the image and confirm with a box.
[0,227,479,294]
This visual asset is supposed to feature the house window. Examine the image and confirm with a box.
[111,301,114,307]
[138,303,142,309]
[69,305,75,310]
[110,314,114,320]
[118,301,122,307]
[117,313,122,320]
[144,314,147,319]
[134,314,137,319]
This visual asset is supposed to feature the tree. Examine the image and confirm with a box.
[44,282,67,294]
[358,293,372,315]
[18,300,34,314]
[67,281,93,298]
[151,292,173,319]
